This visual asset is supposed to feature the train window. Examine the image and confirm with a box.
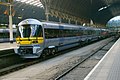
[0,33,3,38]
[16,27,20,38]
[79,30,83,36]
[83,30,88,35]
[30,25,37,37]
[20,25,31,37]
[18,24,43,38]
[87,30,94,35]
[63,30,68,37]
[0,33,9,38]
[59,30,63,37]
[34,25,43,37]
[44,28,85,39]
[44,29,59,39]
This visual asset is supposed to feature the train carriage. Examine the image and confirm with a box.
[14,19,110,58]
[0,29,16,42]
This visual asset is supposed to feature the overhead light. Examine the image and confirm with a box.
[98,5,110,11]
[18,16,22,19]
[15,0,43,8]
[22,9,24,11]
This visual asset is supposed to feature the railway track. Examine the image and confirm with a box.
[0,53,14,58]
[0,58,41,76]
[0,49,14,57]
[0,51,56,76]
[0,37,116,77]
[54,39,115,80]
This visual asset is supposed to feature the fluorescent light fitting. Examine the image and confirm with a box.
[15,0,43,8]
[98,5,110,11]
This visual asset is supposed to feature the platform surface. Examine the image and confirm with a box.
[84,38,120,80]
[0,42,17,51]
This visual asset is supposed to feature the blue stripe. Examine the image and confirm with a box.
[59,26,64,29]
[58,42,79,51]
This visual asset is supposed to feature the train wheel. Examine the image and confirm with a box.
[80,41,84,47]
[42,49,48,58]
[45,49,50,55]
[51,49,56,55]
[41,53,46,58]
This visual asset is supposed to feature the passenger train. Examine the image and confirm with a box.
[0,28,16,42]
[14,19,110,58]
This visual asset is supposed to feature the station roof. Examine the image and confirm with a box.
[40,0,120,25]
[0,0,120,25]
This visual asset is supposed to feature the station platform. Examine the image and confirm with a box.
[0,42,17,51]
[84,38,120,80]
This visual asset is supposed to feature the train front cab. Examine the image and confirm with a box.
[14,19,44,58]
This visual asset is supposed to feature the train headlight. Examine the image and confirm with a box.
[16,41,20,44]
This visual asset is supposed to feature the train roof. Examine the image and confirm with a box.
[17,19,109,31]
[18,19,42,26]
[42,21,88,30]
[42,21,103,31]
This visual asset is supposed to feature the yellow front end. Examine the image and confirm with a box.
[15,37,44,58]
[16,37,44,45]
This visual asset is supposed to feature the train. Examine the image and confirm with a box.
[14,19,111,58]
[0,28,16,43]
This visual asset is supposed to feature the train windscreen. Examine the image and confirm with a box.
[17,24,43,38]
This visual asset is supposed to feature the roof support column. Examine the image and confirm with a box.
[45,5,50,21]
[0,1,14,43]
[41,0,51,21]
[68,19,71,24]
[75,20,77,25]
[9,4,13,43]
[59,18,62,23]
